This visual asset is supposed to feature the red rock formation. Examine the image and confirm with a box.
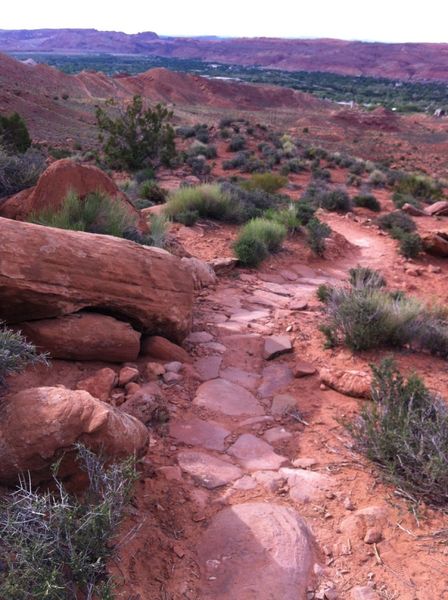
[0,217,194,342]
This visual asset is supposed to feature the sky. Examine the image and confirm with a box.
[2,1,448,43]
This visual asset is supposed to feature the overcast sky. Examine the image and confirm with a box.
[2,1,448,43]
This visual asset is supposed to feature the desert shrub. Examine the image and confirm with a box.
[377,211,416,234]
[321,280,448,355]
[0,112,31,153]
[242,157,270,173]
[228,135,246,152]
[368,169,387,187]
[134,166,155,183]
[395,230,423,259]
[241,172,287,194]
[318,188,352,213]
[0,148,45,198]
[394,173,443,203]
[31,191,136,237]
[222,151,249,170]
[349,359,448,506]
[353,194,381,212]
[176,125,196,139]
[220,127,231,139]
[175,209,199,226]
[295,200,316,225]
[306,218,331,256]
[280,158,307,175]
[264,203,301,233]
[187,142,217,159]
[147,214,168,248]
[346,173,362,187]
[48,147,72,160]
[193,124,209,143]
[349,266,386,289]
[316,283,332,303]
[0,324,47,385]
[233,218,286,266]
[303,146,327,160]
[0,444,137,599]
[349,160,366,175]
[312,167,331,182]
[219,117,233,128]
[233,235,269,267]
[220,181,285,223]
[138,180,167,204]
[165,184,232,223]
[186,155,211,181]
[392,191,421,209]
[96,95,176,170]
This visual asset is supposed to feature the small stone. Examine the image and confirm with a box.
[326,491,336,500]
[186,331,213,344]
[289,298,308,311]
[164,361,183,373]
[232,475,257,491]
[227,434,289,471]
[76,367,117,402]
[141,335,192,363]
[194,379,263,416]
[344,497,355,511]
[194,356,222,381]
[163,371,183,384]
[145,362,165,380]
[351,586,379,600]
[324,589,338,600]
[159,466,183,481]
[170,417,230,452]
[320,383,327,390]
[292,457,318,469]
[263,427,293,443]
[364,528,382,544]
[118,366,139,387]
[263,335,293,360]
[178,450,242,489]
[293,360,317,378]
[173,543,185,558]
[125,382,140,395]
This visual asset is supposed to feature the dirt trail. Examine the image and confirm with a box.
[113,220,447,600]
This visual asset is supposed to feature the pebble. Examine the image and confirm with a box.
[364,528,383,544]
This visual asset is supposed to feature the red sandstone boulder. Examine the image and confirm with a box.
[77,368,117,402]
[424,201,448,217]
[141,335,192,363]
[421,231,448,257]
[17,313,141,362]
[0,386,148,485]
[0,218,194,342]
[0,159,140,224]
[320,368,372,398]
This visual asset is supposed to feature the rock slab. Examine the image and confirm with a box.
[227,434,288,471]
[197,502,316,600]
[177,450,242,489]
[194,379,263,416]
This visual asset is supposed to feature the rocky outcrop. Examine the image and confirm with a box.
[421,231,448,257]
[424,201,448,217]
[0,386,148,485]
[0,159,140,223]
[0,217,194,342]
[17,313,141,362]
[320,368,372,398]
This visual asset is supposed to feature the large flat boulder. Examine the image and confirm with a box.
[0,386,148,485]
[0,159,139,223]
[17,313,141,362]
[197,503,316,600]
[422,231,448,257]
[0,217,194,342]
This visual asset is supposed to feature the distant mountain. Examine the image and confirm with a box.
[0,29,448,81]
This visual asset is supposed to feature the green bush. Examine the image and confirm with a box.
[0,149,45,198]
[96,95,176,170]
[234,218,286,266]
[0,324,47,385]
[147,214,168,248]
[264,204,301,233]
[306,218,331,256]
[0,444,137,599]
[321,279,448,355]
[222,152,249,171]
[395,230,423,259]
[392,191,421,210]
[241,172,287,194]
[228,135,246,152]
[353,194,381,212]
[377,211,416,234]
[176,125,195,139]
[295,200,316,225]
[368,169,387,187]
[318,188,352,213]
[348,266,386,289]
[31,191,136,238]
[138,180,167,204]
[165,185,231,223]
[233,236,269,267]
[312,167,331,182]
[0,112,31,153]
[316,283,332,303]
[187,141,217,159]
[349,359,448,506]
[394,173,443,203]
[220,182,286,224]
